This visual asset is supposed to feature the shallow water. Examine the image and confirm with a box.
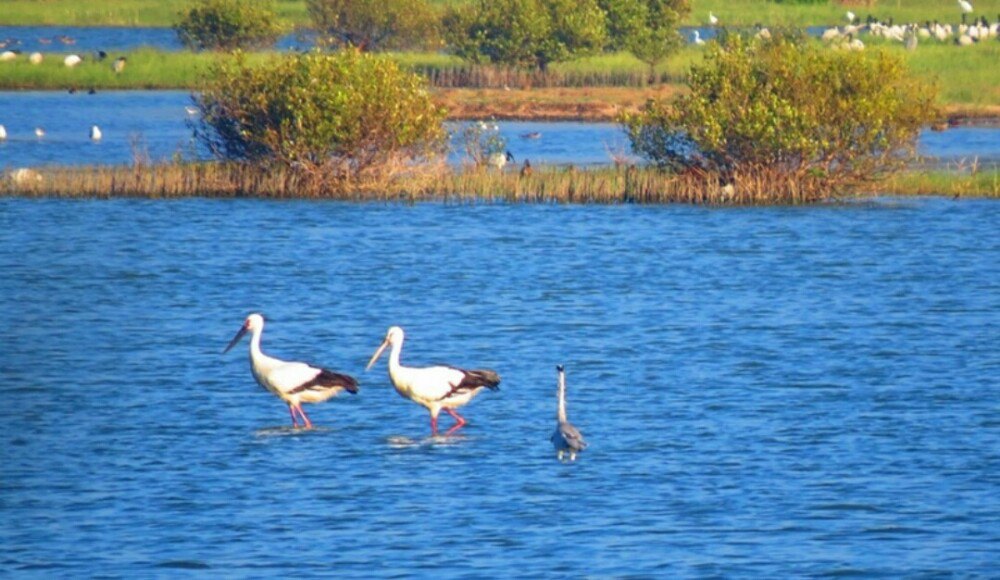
[1,198,998,576]
[2,90,998,170]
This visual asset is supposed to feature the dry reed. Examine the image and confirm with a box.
[5,162,994,204]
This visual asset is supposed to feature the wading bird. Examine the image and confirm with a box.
[366,326,500,435]
[0,125,6,140]
[551,365,587,461]
[959,0,974,14]
[112,56,126,74]
[488,150,515,171]
[693,30,706,46]
[89,125,102,141]
[709,11,718,25]
[63,54,81,67]
[224,313,358,429]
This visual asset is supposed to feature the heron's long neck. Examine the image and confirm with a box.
[557,373,568,422]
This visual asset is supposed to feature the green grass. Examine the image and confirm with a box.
[0,49,286,90]
[0,0,309,27]
[3,0,1000,28]
[686,0,1000,27]
[1,43,994,109]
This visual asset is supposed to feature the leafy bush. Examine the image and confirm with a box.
[306,0,439,51]
[195,49,447,181]
[175,0,281,51]
[599,0,689,79]
[622,34,938,193]
[443,0,606,71]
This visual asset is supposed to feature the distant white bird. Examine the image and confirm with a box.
[63,54,82,67]
[551,365,587,461]
[709,12,718,25]
[34,127,45,138]
[488,150,514,170]
[112,56,126,74]
[89,125,102,141]
[693,30,706,46]
[366,326,500,435]
[958,0,973,14]
[28,52,43,65]
[0,50,16,61]
[846,10,856,23]
[0,125,6,140]
[224,313,359,429]
[185,106,199,116]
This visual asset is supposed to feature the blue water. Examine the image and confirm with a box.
[0,25,316,54]
[2,91,998,170]
[1,198,998,576]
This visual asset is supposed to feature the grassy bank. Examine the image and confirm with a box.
[4,162,997,203]
[0,0,309,27]
[1,42,997,118]
[2,0,999,27]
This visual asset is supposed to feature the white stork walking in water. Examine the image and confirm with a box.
[366,326,500,435]
[551,365,587,461]
[223,313,358,429]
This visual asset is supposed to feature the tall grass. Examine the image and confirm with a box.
[4,162,997,203]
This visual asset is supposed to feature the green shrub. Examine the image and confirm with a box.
[306,0,439,51]
[195,49,447,182]
[175,0,281,51]
[622,34,938,192]
[443,0,607,71]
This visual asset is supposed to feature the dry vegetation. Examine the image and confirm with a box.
[4,163,997,204]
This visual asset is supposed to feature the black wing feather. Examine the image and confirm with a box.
[289,367,359,395]
[438,367,501,400]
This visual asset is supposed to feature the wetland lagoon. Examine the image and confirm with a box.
[2,198,998,576]
[2,17,1000,578]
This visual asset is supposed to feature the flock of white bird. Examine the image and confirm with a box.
[695,1,1000,50]
[0,48,126,71]
[0,123,103,141]
[224,314,587,461]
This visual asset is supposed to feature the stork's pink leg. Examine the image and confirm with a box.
[288,405,299,427]
[430,415,439,435]
[297,405,313,429]
[444,407,467,428]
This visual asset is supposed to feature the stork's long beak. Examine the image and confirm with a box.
[223,325,248,354]
[365,339,389,371]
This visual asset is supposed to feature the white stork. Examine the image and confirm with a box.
[958,0,974,14]
[90,125,102,141]
[223,313,358,429]
[365,326,500,435]
[551,365,587,461]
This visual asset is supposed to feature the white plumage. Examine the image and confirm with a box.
[693,30,706,46]
[366,326,500,435]
[89,125,102,141]
[224,313,358,429]
[0,125,6,140]
[708,12,718,25]
[958,0,973,14]
[64,54,82,67]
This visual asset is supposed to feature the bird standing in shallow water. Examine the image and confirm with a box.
[224,313,358,429]
[551,365,587,461]
[366,326,500,435]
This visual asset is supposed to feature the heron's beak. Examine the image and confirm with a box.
[365,339,389,371]
[223,325,248,354]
